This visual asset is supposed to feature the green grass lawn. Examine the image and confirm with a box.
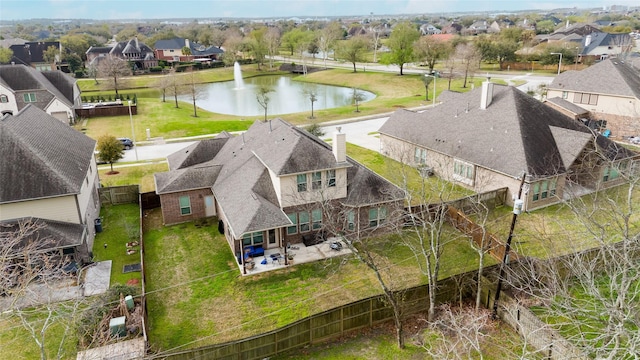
[98,162,168,192]
[273,318,540,360]
[92,203,142,287]
[143,208,485,351]
[0,313,77,360]
[474,184,640,259]
[77,65,496,142]
[346,143,474,203]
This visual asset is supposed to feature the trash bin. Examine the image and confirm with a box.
[94,218,103,233]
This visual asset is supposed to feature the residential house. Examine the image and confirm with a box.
[379,82,638,211]
[441,23,463,35]
[419,23,442,35]
[0,105,101,263]
[546,58,640,136]
[86,37,157,71]
[579,32,634,61]
[0,64,81,123]
[464,20,489,35]
[154,38,224,63]
[155,119,404,268]
[8,41,61,71]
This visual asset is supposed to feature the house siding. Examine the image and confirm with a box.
[159,188,213,225]
[546,89,640,136]
[278,168,348,208]
[0,195,79,223]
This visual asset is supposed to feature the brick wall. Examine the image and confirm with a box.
[160,189,213,225]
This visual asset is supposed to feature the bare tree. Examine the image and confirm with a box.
[302,87,318,119]
[265,27,281,70]
[1,219,83,360]
[421,304,494,359]
[501,158,640,359]
[256,85,274,122]
[185,69,204,117]
[454,43,480,88]
[97,56,132,97]
[318,21,343,68]
[165,68,184,108]
[352,87,366,112]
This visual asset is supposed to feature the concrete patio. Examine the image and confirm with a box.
[239,238,351,275]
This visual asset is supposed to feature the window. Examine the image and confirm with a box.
[287,213,298,235]
[326,169,336,187]
[414,148,426,164]
[573,92,598,105]
[453,160,474,184]
[312,209,322,230]
[369,207,387,227]
[347,210,355,231]
[242,231,264,246]
[297,174,307,192]
[312,171,322,190]
[179,196,191,215]
[299,211,310,232]
[0,95,8,103]
[532,179,557,201]
[562,91,568,99]
[603,162,625,182]
[23,93,36,103]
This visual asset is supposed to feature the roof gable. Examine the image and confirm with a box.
[549,58,640,99]
[379,84,634,179]
[0,105,95,203]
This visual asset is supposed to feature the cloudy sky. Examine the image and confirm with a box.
[1,0,636,20]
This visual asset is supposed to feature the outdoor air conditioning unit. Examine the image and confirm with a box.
[418,166,434,178]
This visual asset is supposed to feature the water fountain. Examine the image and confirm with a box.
[233,62,244,90]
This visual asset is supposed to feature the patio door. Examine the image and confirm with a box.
[204,196,216,217]
[268,229,276,248]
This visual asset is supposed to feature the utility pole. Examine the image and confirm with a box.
[492,172,527,319]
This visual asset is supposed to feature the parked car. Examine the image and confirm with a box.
[630,136,640,145]
[118,137,134,150]
[94,150,107,165]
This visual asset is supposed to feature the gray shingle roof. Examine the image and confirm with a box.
[0,105,96,203]
[548,58,640,99]
[545,97,589,116]
[155,165,222,194]
[156,118,403,236]
[154,38,224,56]
[379,84,634,180]
[0,65,74,108]
[0,217,85,254]
[166,132,231,170]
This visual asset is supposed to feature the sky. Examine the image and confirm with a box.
[0,0,637,21]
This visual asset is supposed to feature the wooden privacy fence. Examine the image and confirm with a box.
[141,191,161,210]
[446,206,518,262]
[446,187,507,215]
[145,270,482,360]
[480,277,586,360]
[99,185,139,205]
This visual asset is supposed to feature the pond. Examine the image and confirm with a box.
[180,75,376,117]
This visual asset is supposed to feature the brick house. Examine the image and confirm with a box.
[379,81,638,212]
[155,119,404,266]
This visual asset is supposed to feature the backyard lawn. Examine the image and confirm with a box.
[475,184,640,259]
[92,203,142,287]
[143,208,486,351]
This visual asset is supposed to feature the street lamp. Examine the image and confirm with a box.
[424,73,437,107]
[128,100,139,161]
[550,52,563,75]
